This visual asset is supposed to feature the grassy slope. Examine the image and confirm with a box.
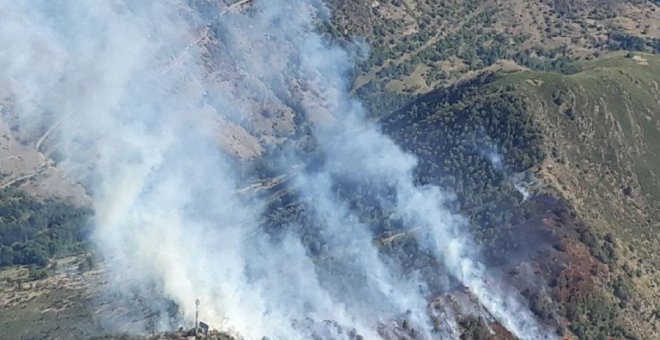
[490,52,660,337]
[500,52,660,246]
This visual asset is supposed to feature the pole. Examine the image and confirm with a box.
[195,299,200,337]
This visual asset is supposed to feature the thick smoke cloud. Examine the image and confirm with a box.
[0,0,550,339]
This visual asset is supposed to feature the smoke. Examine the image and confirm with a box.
[0,0,550,339]
[475,138,533,202]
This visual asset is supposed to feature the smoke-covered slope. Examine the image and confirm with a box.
[0,1,659,340]
[0,1,553,339]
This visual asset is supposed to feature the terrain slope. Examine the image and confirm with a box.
[383,52,660,339]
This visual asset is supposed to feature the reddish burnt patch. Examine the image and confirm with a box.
[506,194,609,292]
[551,238,608,303]
[525,196,609,302]
[484,193,613,334]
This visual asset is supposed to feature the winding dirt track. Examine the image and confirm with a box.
[0,171,38,189]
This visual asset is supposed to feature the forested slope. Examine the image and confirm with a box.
[381,51,660,339]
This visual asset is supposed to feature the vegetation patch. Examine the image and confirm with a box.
[0,188,91,268]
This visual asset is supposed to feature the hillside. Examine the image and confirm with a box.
[513,52,660,337]
[4,53,657,340]
[508,52,660,251]
[0,1,659,339]
[327,0,660,96]
[382,52,660,339]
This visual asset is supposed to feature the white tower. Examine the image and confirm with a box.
[195,299,200,337]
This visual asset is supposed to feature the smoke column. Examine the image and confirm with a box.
[0,0,550,339]
[477,142,533,202]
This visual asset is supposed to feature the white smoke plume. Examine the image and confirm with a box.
[0,0,550,339]
[476,142,533,202]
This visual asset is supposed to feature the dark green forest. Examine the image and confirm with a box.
[0,188,91,267]
[381,73,546,259]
